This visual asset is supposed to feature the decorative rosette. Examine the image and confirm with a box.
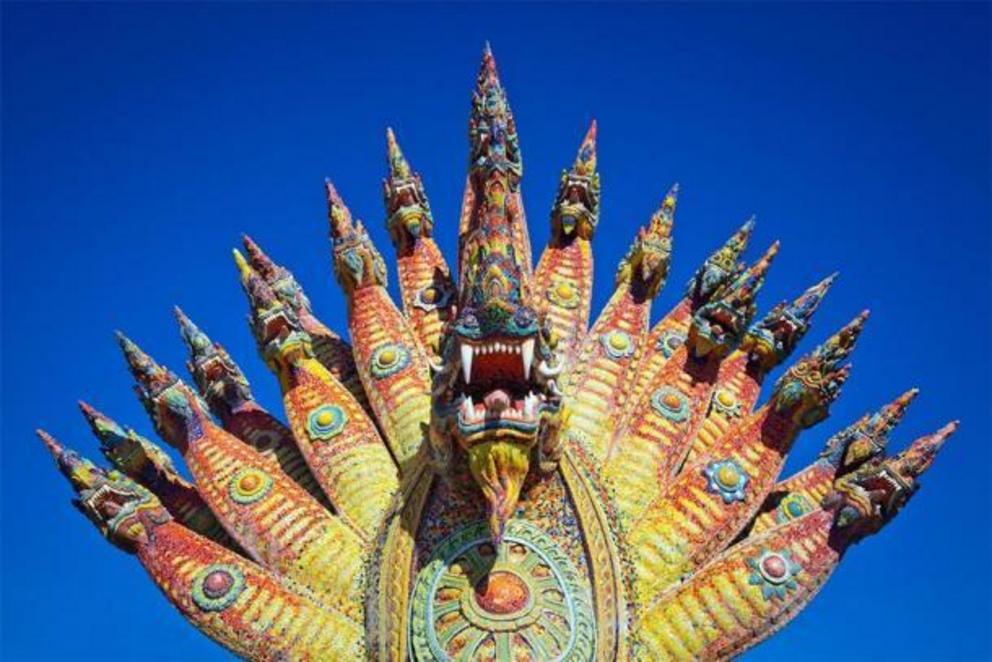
[600,330,635,360]
[747,548,802,601]
[191,564,246,612]
[370,343,411,379]
[228,467,273,505]
[414,284,452,312]
[775,492,813,524]
[307,404,348,441]
[651,386,690,423]
[703,459,749,503]
[546,280,580,310]
[709,388,743,419]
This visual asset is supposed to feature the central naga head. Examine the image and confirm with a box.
[430,46,564,543]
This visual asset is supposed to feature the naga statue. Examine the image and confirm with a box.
[40,45,956,661]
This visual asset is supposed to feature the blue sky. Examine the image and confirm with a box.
[2,3,989,660]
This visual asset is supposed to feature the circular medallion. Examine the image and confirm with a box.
[703,459,749,503]
[409,520,595,661]
[710,388,743,419]
[600,330,634,360]
[650,386,690,423]
[747,548,802,601]
[655,329,686,358]
[775,492,813,524]
[228,468,273,505]
[191,564,246,612]
[307,404,348,441]
[370,343,411,379]
[415,284,452,312]
[546,280,580,310]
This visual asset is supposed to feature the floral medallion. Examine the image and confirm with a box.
[599,330,634,360]
[410,520,595,661]
[703,459,749,503]
[307,404,348,440]
[370,342,411,379]
[747,548,802,601]
[228,468,273,505]
[191,564,246,612]
[651,386,690,423]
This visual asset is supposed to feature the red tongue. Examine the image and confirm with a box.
[484,389,511,412]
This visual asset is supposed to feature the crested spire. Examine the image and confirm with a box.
[687,215,755,302]
[325,178,356,240]
[720,240,780,309]
[814,310,870,369]
[241,234,279,282]
[37,428,65,458]
[818,388,919,469]
[468,43,521,180]
[892,421,957,479]
[233,249,281,313]
[173,306,213,360]
[116,331,178,397]
[78,400,127,449]
[790,272,837,321]
[573,119,597,177]
[385,127,412,180]
[651,183,679,236]
[869,388,919,437]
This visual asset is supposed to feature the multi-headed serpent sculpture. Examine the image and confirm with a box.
[40,45,956,661]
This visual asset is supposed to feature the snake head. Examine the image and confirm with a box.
[39,431,171,552]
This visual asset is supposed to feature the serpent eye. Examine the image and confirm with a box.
[461,313,479,329]
[514,307,536,329]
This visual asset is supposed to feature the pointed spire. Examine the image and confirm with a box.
[325,178,355,240]
[78,400,128,449]
[893,421,957,479]
[650,183,679,235]
[819,388,919,470]
[573,119,597,176]
[241,234,279,281]
[814,310,870,369]
[385,127,412,180]
[233,248,280,312]
[468,42,521,178]
[789,272,837,321]
[687,216,755,303]
[722,240,780,308]
[37,428,65,458]
[116,331,177,397]
[173,306,213,360]
[867,388,919,437]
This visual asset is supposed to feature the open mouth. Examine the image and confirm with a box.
[453,336,560,436]
[85,483,137,520]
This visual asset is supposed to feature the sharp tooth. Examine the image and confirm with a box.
[521,339,535,380]
[538,359,564,377]
[461,343,473,384]
[524,395,536,419]
[460,395,473,419]
[548,379,563,397]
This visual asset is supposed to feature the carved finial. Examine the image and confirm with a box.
[233,249,281,313]
[814,310,870,369]
[325,178,355,240]
[116,331,177,397]
[173,306,212,359]
[241,234,279,281]
[722,240,780,308]
[819,388,919,470]
[78,400,127,449]
[893,421,957,479]
[687,216,755,303]
[573,119,597,176]
[468,42,520,180]
[651,183,679,235]
[385,127,412,180]
[790,272,837,321]
[37,428,65,458]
